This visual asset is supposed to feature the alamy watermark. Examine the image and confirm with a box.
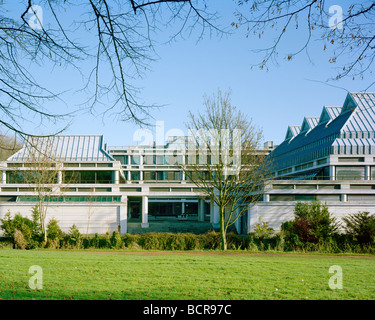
[28,265,43,290]
[328,265,343,290]
[27,5,43,30]
[328,5,343,30]
[132,120,242,171]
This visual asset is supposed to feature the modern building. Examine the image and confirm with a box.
[249,92,375,231]
[0,133,273,235]
[1,91,374,236]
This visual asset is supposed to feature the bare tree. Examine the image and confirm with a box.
[0,130,22,161]
[1,1,374,140]
[233,1,375,87]
[0,1,222,137]
[14,136,66,242]
[181,90,272,250]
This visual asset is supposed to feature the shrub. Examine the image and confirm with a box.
[0,211,34,245]
[343,211,375,246]
[65,224,82,249]
[283,201,340,246]
[91,233,100,248]
[122,233,139,248]
[226,233,247,250]
[183,233,199,250]
[31,205,42,240]
[251,217,274,240]
[111,231,123,249]
[198,231,221,250]
[166,233,186,250]
[14,229,28,249]
[47,218,63,241]
[139,233,161,250]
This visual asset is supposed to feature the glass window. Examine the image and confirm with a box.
[80,171,96,184]
[144,155,156,165]
[336,166,365,180]
[144,171,156,180]
[131,156,140,165]
[131,171,140,181]
[63,171,79,183]
[6,171,26,184]
[96,171,113,184]
[295,195,316,201]
[156,155,164,165]
[113,155,128,165]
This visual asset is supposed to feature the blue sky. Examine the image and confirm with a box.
[6,1,374,148]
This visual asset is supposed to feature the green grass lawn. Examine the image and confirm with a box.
[0,249,374,300]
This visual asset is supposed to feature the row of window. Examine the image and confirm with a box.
[269,194,375,202]
[113,153,240,166]
[18,196,121,202]
[277,166,375,181]
[5,171,114,184]
[3,170,208,184]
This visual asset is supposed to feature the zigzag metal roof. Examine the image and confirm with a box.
[8,135,114,162]
[301,117,320,132]
[285,125,301,140]
[270,92,375,171]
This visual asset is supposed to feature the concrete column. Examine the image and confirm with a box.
[210,199,219,228]
[340,194,347,202]
[329,165,336,180]
[198,198,205,221]
[118,195,128,234]
[57,171,63,184]
[1,171,6,184]
[114,170,119,184]
[142,195,149,228]
[182,201,185,214]
[365,165,370,180]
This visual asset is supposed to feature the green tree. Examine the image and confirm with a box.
[343,211,375,246]
[182,90,271,250]
[287,201,339,244]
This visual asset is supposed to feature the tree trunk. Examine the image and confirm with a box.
[219,207,227,250]
[39,201,47,242]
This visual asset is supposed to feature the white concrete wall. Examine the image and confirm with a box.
[0,203,123,236]
[247,201,375,233]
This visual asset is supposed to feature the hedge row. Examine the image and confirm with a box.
[81,231,248,251]
[2,230,374,254]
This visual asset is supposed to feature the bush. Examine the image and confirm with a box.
[31,205,42,240]
[138,233,161,250]
[47,218,63,241]
[14,229,28,249]
[183,233,199,250]
[251,217,275,240]
[343,211,375,246]
[0,211,34,245]
[226,233,247,250]
[65,224,82,249]
[282,201,340,247]
[111,231,123,249]
[199,231,221,250]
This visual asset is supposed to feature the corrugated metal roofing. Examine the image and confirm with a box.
[325,106,342,119]
[331,138,375,154]
[8,135,114,162]
[301,117,320,133]
[341,93,375,133]
[285,125,301,140]
[319,106,342,124]
[270,92,375,172]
